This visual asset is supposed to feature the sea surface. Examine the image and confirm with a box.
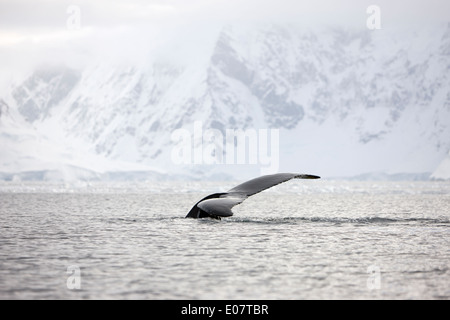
[0,180,449,300]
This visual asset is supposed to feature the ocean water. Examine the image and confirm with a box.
[0,180,449,300]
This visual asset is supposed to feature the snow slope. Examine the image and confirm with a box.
[431,151,450,180]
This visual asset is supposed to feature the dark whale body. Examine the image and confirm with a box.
[186,173,320,219]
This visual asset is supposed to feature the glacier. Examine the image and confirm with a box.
[1,23,450,181]
[431,150,450,180]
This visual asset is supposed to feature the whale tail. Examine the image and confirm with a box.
[185,173,320,219]
[185,193,227,219]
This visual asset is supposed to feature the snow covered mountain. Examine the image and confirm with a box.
[1,23,450,181]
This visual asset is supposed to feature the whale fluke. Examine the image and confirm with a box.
[185,173,320,219]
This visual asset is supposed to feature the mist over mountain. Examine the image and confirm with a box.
[1,22,450,181]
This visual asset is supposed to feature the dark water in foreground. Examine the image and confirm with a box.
[0,181,449,299]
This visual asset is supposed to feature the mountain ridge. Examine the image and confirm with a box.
[1,23,449,180]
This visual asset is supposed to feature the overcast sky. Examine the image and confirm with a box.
[0,0,449,76]
[1,0,449,36]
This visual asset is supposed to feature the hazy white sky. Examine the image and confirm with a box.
[1,0,449,34]
[0,0,449,74]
